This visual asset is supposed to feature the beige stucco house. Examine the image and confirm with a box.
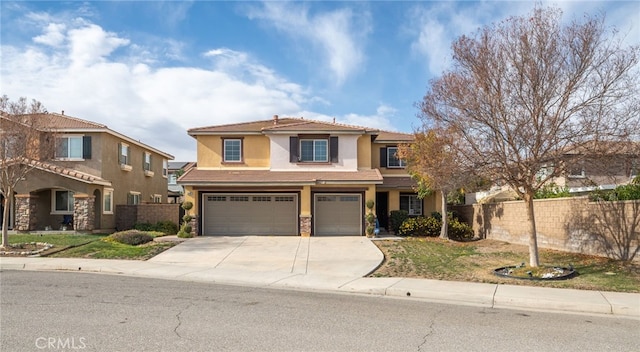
[1,112,173,232]
[179,115,442,236]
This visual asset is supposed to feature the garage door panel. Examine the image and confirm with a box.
[203,193,297,236]
[314,194,361,236]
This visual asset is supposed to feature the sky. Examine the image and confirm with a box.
[1,1,638,161]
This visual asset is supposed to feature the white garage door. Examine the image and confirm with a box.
[202,193,298,236]
[314,194,362,236]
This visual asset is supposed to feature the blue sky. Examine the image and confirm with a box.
[2,1,638,161]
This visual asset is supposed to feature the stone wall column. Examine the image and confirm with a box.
[73,194,95,231]
[14,194,37,232]
[299,215,312,237]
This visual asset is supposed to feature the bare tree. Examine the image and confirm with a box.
[398,127,472,239]
[417,7,639,266]
[1,95,50,248]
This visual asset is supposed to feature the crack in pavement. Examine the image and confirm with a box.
[174,303,193,339]
[417,308,445,352]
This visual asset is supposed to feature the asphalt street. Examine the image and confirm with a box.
[2,271,639,352]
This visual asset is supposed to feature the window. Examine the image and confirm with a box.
[128,192,141,205]
[56,136,84,160]
[152,194,162,203]
[52,190,74,214]
[103,189,113,214]
[568,165,585,178]
[400,194,422,216]
[162,159,168,177]
[119,143,130,164]
[143,152,152,171]
[300,139,328,162]
[223,139,242,162]
[387,146,406,168]
[168,173,177,185]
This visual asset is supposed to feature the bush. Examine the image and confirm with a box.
[447,218,474,241]
[389,210,409,234]
[398,216,441,237]
[133,221,178,235]
[107,230,154,246]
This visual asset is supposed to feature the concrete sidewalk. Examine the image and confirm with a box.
[1,236,638,319]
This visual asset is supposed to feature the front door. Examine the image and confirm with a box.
[376,192,389,230]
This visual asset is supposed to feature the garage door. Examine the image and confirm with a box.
[314,194,362,236]
[202,193,298,236]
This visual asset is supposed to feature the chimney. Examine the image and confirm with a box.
[61,110,65,115]
[273,114,279,124]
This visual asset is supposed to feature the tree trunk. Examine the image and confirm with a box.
[439,190,449,239]
[523,191,540,267]
[1,187,11,249]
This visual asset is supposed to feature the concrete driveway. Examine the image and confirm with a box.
[148,236,384,278]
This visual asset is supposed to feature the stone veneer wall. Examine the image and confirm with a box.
[299,215,311,237]
[14,194,37,231]
[452,197,640,260]
[73,194,95,231]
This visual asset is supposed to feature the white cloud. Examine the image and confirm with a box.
[1,17,316,161]
[246,2,371,86]
[294,103,398,132]
[33,23,66,46]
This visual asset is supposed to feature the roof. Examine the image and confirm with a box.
[379,176,418,189]
[21,159,112,186]
[178,169,383,186]
[13,113,174,160]
[188,116,378,136]
[374,131,414,143]
[168,161,195,170]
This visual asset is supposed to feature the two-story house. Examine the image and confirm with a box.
[1,112,173,232]
[178,115,441,236]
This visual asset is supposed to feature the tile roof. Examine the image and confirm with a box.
[16,113,107,130]
[380,176,418,189]
[188,116,377,135]
[23,159,112,186]
[179,169,383,185]
[374,131,414,142]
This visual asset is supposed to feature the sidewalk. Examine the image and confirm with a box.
[1,255,638,319]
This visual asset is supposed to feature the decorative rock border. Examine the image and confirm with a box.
[0,242,54,256]
[494,265,577,281]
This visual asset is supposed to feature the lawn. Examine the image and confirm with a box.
[3,233,175,260]
[371,237,640,293]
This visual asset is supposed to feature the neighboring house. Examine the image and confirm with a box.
[167,161,195,203]
[178,115,442,236]
[546,141,639,195]
[0,112,173,232]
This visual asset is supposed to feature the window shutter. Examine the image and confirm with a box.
[330,136,339,163]
[118,143,124,164]
[289,137,299,162]
[82,136,92,159]
[380,147,387,167]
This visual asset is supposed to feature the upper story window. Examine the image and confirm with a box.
[568,165,585,178]
[289,136,338,163]
[119,143,132,171]
[143,152,152,171]
[168,173,177,185]
[386,146,406,168]
[162,159,168,177]
[300,139,328,162]
[223,138,242,162]
[56,135,91,160]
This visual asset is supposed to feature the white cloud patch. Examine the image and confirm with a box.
[294,103,398,132]
[33,22,66,46]
[246,2,371,86]
[1,16,316,161]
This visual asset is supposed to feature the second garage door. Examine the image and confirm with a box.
[314,194,362,236]
[202,193,298,236]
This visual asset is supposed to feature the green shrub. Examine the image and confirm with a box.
[447,218,474,241]
[389,210,409,234]
[590,183,640,201]
[108,230,154,246]
[155,220,178,235]
[133,222,154,231]
[398,216,441,237]
[535,183,572,199]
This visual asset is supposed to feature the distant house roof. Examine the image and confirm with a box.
[15,113,174,160]
[168,161,195,170]
[178,169,383,186]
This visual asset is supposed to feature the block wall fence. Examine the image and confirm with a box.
[116,204,181,231]
[452,197,640,261]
